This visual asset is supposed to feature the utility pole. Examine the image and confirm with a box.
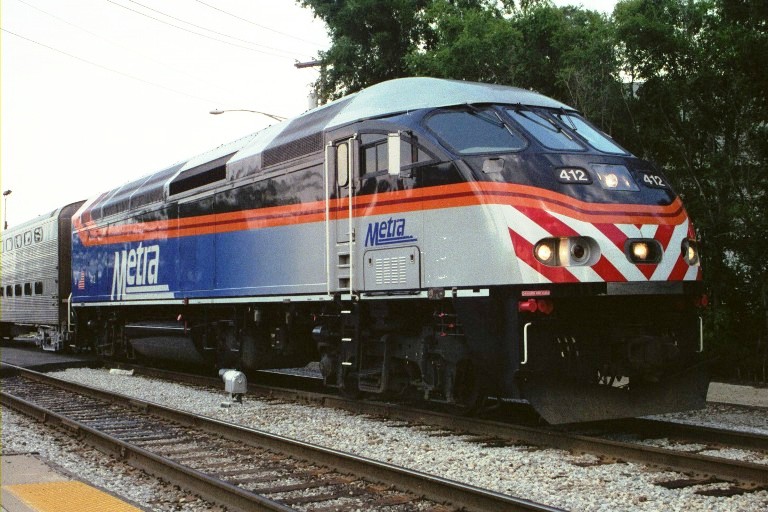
[3,190,11,230]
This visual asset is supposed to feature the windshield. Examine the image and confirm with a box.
[505,109,583,151]
[555,113,629,154]
[425,109,526,155]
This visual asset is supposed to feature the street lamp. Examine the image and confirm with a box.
[209,109,286,122]
[3,190,11,230]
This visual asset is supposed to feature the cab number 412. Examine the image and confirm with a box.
[642,173,667,188]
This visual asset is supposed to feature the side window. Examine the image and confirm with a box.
[336,143,349,187]
[361,135,431,176]
[35,281,43,295]
[5,285,11,297]
[24,283,32,296]
[362,136,388,175]
[14,284,22,296]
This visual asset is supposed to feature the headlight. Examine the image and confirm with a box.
[625,239,662,264]
[534,240,557,265]
[592,164,639,191]
[534,237,598,267]
[682,239,700,266]
[632,242,649,260]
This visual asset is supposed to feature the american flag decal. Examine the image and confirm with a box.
[77,270,86,290]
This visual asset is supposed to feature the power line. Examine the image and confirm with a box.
[103,0,299,60]
[11,0,239,100]
[1,27,223,105]
[124,0,305,59]
[193,0,326,48]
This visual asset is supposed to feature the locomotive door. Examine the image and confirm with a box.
[325,128,424,296]
[325,134,359,295]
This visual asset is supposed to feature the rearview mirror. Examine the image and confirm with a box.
[387,132,401,176]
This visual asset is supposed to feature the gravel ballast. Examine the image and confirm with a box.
[3,368,768,512]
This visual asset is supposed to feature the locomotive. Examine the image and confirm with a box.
[1,78,708,423]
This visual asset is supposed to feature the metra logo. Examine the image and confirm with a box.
[111,243,171,300]
[364,218,417,247]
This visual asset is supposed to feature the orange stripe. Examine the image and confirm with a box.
[75,182,688,246]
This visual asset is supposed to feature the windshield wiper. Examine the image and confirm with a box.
[513,107,562,133]
[558,108,579,131]
[466,103,505,127]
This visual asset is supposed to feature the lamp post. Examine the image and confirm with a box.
[209,109,286,122]
[3,190,11,230]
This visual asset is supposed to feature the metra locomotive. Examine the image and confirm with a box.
[1,78,708,423]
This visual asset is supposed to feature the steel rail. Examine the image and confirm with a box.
[1,386,294,512]
[1,364,563,512]
[613,417,768,453]
[113,363,768,486]
[329,398,768,486]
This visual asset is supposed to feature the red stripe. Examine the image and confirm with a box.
[668,257,691,281]
[74,182,690,247]
[654,224,675,251]
[515,206,579,237]
[591,255,627,282]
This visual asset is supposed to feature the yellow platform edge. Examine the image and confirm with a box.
[4,480,141,512]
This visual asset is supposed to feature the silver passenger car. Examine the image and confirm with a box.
[0,201,84,350]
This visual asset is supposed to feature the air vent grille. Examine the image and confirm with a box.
[262,132,322,167]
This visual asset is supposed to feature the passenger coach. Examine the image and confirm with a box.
[0,201,84,349]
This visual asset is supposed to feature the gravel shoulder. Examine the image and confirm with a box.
[2,368,764,512]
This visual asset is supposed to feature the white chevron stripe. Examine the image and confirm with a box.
[616,224,642,239]
[651,219,689,281]
[517,259,553,284]
[684,265,700,280]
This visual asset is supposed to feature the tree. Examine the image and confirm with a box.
[299,0,434,101]
[614,0,768,381]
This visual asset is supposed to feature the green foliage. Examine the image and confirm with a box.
[299,0,435,100]
[301,0,768,381]
[613,0,768,381]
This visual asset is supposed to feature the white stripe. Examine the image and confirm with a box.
[640,224,659,239]
[566,265,603,282]
[616,224,642,239]
[684,265,700,281]
[650,220,689,281]
[517,259,552,284]
[125,285,171,294]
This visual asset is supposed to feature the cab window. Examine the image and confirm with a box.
[426,109,526,155]
[506,109,583,151]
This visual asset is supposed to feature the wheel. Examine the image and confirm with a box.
[446,358,486,415]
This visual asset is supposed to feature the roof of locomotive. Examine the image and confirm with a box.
[323,77,573,126]
[77,78,575,223]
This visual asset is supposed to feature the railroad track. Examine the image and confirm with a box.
[108,363,768,495]
[0,364,561,512]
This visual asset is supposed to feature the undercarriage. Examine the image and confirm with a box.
[73,284,709,424]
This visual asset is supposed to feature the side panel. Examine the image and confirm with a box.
[422,204,518,288]
[72,221,329,303]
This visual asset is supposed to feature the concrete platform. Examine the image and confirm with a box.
[1,454,142,512]
[0,344,97,372]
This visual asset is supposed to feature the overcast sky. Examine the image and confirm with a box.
[1,0,616,227]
